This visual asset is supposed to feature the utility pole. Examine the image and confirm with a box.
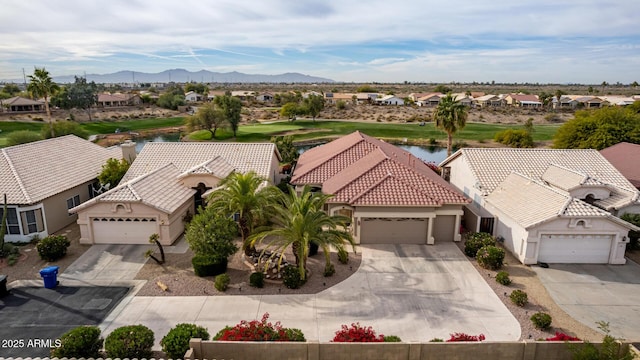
[22,68,27,89]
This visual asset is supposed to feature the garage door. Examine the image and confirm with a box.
[360,218,427,244]
[91,217,158,244]
[538,234,612,264]
[432,215,456,242]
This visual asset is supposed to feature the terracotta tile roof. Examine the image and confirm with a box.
[601,142,640,188]
[123,142,277,182]
[441,148,637,196]
[0,135,118,205]
[292,131,469,207]
[486,172,611,229]
[4,96,44,106]
[508,94,539,102]
[71,163,195,214]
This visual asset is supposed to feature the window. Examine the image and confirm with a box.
[67,195,81,213]
[0,208,21,235]
[442,167,451,182]
[20,209,44,234]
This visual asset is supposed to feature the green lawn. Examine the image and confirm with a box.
[0,121,46,146]
[79,117,185,134]
[187,120,560,144]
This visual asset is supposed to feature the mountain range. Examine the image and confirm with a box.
[50,69,334,84]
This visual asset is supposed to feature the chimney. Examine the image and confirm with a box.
[120,141,137,163]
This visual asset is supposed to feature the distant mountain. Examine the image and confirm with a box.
[51,69,334,84]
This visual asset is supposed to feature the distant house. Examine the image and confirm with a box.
[556,96,579,109]
[97,93,142,107]
[474,94,504,108]
[231,91,256,101]
[291,131,469,244]
[256,92,274,102]
[602,96,636,106]
[302,91,323,99]
[375,95,404,106]
[185,91,203,102]
[575,96,604,108]
[416,93,442,107]
[71,142,281,245]
[601,142,640,190]
[2,96,44,112]
[440,148,640,265]
[0,135,126,242]
[504,94,542,108]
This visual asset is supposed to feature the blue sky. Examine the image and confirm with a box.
[1,0,639,83]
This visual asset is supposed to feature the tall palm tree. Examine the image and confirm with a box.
[250,186,353,281]
[27,67,59,138]
[434,93,468,156]
[207,171,279,256]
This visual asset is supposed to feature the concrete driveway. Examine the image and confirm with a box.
[104,242,519,347]
[533,261,640,341]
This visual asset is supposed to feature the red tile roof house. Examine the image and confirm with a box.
[290,131,469,245]
[601,142,640,190]
[0,135,126,242]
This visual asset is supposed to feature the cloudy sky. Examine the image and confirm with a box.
[1,0,639,83]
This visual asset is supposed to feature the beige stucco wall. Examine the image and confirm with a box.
[180,174,222,189]
[76,200,190,245]
[42,180,94,235]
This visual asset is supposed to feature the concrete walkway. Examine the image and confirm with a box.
[533,261,640,341]
[102,243,520,348]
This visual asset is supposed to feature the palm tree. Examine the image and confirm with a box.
[27,67,59,138]
[434,93,468,156]
[250,186,353,282]
[207,171,279,256]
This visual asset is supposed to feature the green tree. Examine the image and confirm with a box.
[41,121,89,139]
[185,83,209,95]
[185,206,238,262]
[188,102,226,138]
[271,135,299,165]
[67,76,99,120]
[434,84,452,93]
[214,95,242,137]
[280,102,300,120]
[356,85,377,93]
[304,94,325,121]
[632,81,639,88]
[97,158,131,187]
[553,106,640,149]
[251,186,353,282]
[621,213,640,251]
[1,83,21,96]
[434,93,468,156]
[6,130,43,146]
[157,93,185,110]
[27,67,60,138]
[207,172,279,256]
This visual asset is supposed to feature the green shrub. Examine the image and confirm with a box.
[530,312,552,330]
[6,130,44,146]
[161,323,210,359]
[429,338,444,342]
[510,290,528,307]
[495,271,512,285]
[569,321,635,360]
[494,129,534,148]
[249,271,265,288]
[464,232,495,257]
[104,324,154,359]
[323,263,336,277]
[192,255,228,277]
[36,235,71,261]
[50,325,103,359]
[215,273,230,292]
[284,328,306,342]
[384,335,402,342]
[476,245,505,270]
[282,264,305,289]
[1,243,20,258]
[338,247,349,264]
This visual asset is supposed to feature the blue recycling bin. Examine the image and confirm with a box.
[39,266,59,289]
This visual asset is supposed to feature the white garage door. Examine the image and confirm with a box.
[91,217,158,244]
[538,234,612,264]
[360,218,427,244]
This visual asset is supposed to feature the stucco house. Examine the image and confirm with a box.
[2,96,44,112]
[440,148,640,265]
[375,95,405,106]
[0,135,125,242]
[601,142,640,190]
[185,91,203,102]
[70,142,281,245]
[291,131,469,245]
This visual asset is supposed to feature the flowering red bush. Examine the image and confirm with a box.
[213,313,305,342]
[446,333,486,342]
[545,332,581,341]
[332,323,385,342]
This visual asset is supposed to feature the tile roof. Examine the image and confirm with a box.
[178,156,235,179]
[485,172,612,229]
[4,96,44,106]
[600,142,640,188]
[541,164,589,191]
[123,142,278,182]
[0,135,119,205]
[292,131,469,207]
[441,148,637,195]
[71,163,195,214]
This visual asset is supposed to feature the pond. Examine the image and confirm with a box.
[134,134,449,164]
